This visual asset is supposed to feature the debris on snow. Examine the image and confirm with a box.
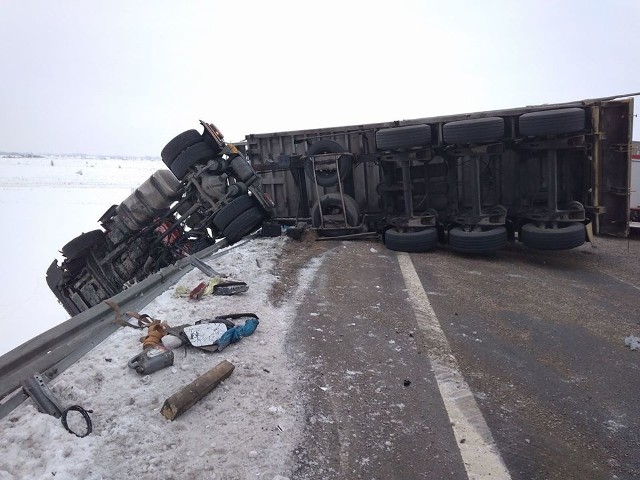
[161,360,235,421]
[0,237,308,480]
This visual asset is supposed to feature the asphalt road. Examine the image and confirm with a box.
[275,233,640,480]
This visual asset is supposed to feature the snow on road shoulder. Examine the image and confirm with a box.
[0,237,320,480]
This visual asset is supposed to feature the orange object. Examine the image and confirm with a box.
[189,282,207,300]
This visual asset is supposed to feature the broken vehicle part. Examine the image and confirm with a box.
[21,374,64,418]
[212,281,249,296]
[188,255,224,277]
[21,374,93,437]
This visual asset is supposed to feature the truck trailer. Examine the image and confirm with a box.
[247,95,634,250]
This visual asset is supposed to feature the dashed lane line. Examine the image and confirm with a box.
[397,252,511,480]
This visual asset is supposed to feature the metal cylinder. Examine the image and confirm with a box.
[230,156,257,184]
[116,170,181,231]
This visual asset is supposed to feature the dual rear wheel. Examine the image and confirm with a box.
[161,129,220,180]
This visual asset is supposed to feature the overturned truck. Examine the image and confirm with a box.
[47,122,274,316]
[47,96,634,316]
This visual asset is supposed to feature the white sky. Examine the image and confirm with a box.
[0,0,638,156]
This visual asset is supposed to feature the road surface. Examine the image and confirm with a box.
[272,233,640,480]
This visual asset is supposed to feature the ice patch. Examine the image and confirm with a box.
[624,335,640,350]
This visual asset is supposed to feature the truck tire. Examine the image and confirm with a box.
[449,226,507,253]
[213,195,259,232]
[46,259,63,290]
[223,207,266,244]
[375,124,432,150]
[171,141,218,180]
[61,230,105,260]
[521,222,585,250]
[311,193,360,232]
[519,108,586,136]
[161,130,202,168]
[443,117,504,144]
[384,228,438,252]
[46,260,83,316]
[304,140,352,187]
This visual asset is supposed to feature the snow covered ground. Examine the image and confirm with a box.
[0,155,322,478]
[0,231,318,479]
[0,155,162,355]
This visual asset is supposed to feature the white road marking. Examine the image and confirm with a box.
[397,253,511,480]
[606,273,640,292]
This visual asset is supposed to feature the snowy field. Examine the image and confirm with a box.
[0,155,163,355]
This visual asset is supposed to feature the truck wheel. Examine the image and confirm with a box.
[449,226,507,253]
[443,117,504,144]
[384,228,438,252]
[47,260,83,316]
[161,130,202,168]
[213,195,259,232]
[311,193,360,236]
[519,108,585,136]
[171,141,218,180]
[375,124,432,150]
[304,140,352,187]
[223,207,266,244]
[46,259,63,290]
[61,230,105,260]
[521,222,585,250]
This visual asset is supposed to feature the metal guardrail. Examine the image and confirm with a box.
[0,236,255,419]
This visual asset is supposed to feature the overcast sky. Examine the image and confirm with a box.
[0,0,638,156]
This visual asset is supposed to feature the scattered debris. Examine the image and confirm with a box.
[128,345,174,375]
[189,282,207,299]
[204,277,223,295]
[161,360,235,421]
[188,255,224,277]
[261,222,282,237]
[215,316,259,352]
[21,374,93,437]
[161,333,185,350]
[624,335,640,351]
[212,281,249,296]
[285,223,307,241]
[107,303,176,375]
[180,278,249,299]
[183,323,227,347]
[141,319,169,349]
[403,379,411,387]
